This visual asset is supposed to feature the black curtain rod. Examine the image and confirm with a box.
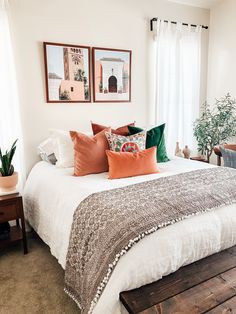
[150,18,208,31]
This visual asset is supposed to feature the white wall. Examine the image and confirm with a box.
[9,0,209,172]
[207,0,236,101]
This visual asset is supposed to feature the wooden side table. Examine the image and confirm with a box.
[0,193,28,254]
[190,156,209,163]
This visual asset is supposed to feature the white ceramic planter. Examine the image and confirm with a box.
[0,172,18,192]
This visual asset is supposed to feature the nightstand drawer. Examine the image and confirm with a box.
[0,204,18,222]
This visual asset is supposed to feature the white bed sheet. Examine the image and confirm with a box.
[23,158,236,314]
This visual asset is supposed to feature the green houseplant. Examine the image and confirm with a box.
[0,139,18,192]
[193,94,236,162]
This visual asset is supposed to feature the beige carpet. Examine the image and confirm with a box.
[0,235,79,314]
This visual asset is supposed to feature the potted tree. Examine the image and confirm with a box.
[193,94,236,163]
[0,139,18,192]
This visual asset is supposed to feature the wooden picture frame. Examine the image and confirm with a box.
[43,42,91,103]
[92,47,132,102]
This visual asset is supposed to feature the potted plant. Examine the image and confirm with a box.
[193,94,236,163]
[0,139,18,192]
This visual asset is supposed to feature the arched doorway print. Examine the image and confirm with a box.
[108,76,117,93]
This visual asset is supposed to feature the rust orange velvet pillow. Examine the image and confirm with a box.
[91,122,135,136]
[106,147,159,179]
[70,128,111,176]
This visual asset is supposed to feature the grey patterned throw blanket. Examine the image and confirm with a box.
[65,167,236,313]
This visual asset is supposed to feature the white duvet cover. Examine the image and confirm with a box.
[23,158,236,314]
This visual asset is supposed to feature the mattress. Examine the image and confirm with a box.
[23,158,236,314]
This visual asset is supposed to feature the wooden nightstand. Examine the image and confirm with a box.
[0,193,28,254]
[190,156,209,163]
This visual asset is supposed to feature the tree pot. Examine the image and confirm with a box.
[0,172,18,192]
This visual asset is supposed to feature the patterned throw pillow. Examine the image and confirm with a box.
[220,146,236,169]
[105,131,146,153]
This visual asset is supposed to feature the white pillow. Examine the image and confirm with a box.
[37,138,57,165]
[49,129,93,168]
[49,129,74,168]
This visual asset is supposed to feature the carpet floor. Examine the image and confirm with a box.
[0,235,79,314]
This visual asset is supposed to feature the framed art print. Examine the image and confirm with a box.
[44,42,91,102]
[92,47,131,102]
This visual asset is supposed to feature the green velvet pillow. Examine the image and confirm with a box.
[128,124,169,163]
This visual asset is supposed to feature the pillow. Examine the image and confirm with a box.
[128,124,169,163]
[220,146,236,169]
[106,147,159,179]
[50,129,74,168]
[70,128,111,176]
[91,122,135,136]
[37,138,57,165]
[105,131,146,152]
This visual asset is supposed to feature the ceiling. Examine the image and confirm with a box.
[167,0,223,9]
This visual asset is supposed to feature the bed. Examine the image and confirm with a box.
[23,157,236,314]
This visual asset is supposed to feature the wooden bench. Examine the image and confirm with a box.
[120,246,236,314]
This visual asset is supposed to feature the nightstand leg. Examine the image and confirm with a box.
[21,216,28,254]
[18,197,28,254]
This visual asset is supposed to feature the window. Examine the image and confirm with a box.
[153,21,202,154]
[0,0,25,187]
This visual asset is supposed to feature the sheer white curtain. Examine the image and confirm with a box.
[0,0,25,187]
[154,20,202,155]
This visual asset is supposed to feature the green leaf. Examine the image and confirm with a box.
[0,139,17,176]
